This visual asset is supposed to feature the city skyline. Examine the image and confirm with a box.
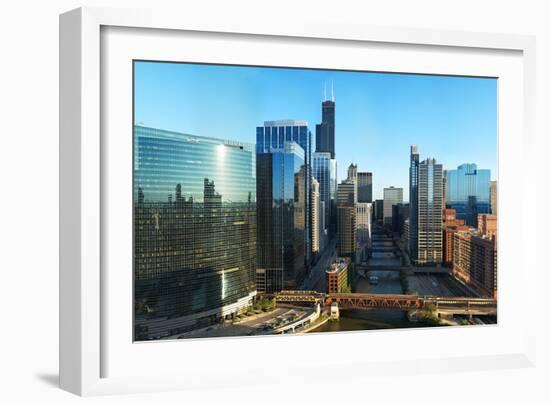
[133,61,498,341]
[134,61,497,201]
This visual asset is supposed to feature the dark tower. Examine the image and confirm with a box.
[409,145,419,262]
[315,82,335,158]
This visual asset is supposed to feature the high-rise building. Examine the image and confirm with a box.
[312,177,321,256]
[383,186,403,226]
[446,163,491,226]
[392,203,409,235]
[257,120,312,267]
[319,200,326,252]
[256,141,306,292]
[490,180,497,215]
[347,163,358,182]
[374,199,384,224]
[453,229,497,298]
[477,213,497,238]
[315,84,336,158]
[442,208,470,267]
[313,152,338,239]
[417,158,443,264]
[357,171,373,202]
[408,145,420,259]
[337,180,356,205]
[357,202,372,246]
[337,179,357,257]
[133,126,257,340]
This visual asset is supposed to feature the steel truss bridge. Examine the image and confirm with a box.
[272,291,496,314]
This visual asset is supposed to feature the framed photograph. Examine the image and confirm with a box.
[60,7,537,396]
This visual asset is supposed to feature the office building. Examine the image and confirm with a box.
[383,186,403,226]
[446,163,491,226]
[133,126,257,340]
[313,152,338,239]
[256,141,306,292]
[408,145,420,259]
[316,83,336,158]
[326,258,350,293]
[392,203,409,235]
[357,171,373,202]
[319,200,326,252]
[312,177,321,256]
[452,230,497,298]
[490,180,497,215]
[478,213,497,238]
[257,120,312,267]
[357,202,373,246]
[417,158,443,264]
[337,179,357,257]
[442,208,470,267]
[374,199,384,224]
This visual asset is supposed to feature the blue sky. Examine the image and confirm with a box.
[134,61,497,201]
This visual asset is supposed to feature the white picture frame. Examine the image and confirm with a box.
[60,6,537,396]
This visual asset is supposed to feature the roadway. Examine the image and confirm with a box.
[301,236,337,292]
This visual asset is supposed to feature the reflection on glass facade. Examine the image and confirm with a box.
[445,163,491,226]
[313,152,338,239]
[409,145,420,261]
[357,171,373,203]
[133,126,257,341]
[256,120,312,267]
[256,142,306,292]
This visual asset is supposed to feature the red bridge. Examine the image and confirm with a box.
[325,293,422,310]
[274,290,422,311]
[273,291,496,314]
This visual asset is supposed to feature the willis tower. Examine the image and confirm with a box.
[316,82,335,158]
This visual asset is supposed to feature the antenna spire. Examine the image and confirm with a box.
[323,82,327,101]
[331,81,334,102]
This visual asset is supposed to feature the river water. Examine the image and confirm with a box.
[311,234,434,333]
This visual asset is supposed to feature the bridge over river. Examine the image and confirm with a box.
[272,290,497,317]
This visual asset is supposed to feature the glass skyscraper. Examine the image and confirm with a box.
[445,163,491,226]
[256,142,306,292]
[313,152,337,240]
[357,171,373,203]
[256,120,312,267]
[408,145,420,261]
[315,88,336,159]
[133,125,257,340]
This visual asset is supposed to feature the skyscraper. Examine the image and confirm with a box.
[315,83,335,158]
[347,163,358,204]
[383,186,403,226]
[313,152,337,239]
[256,141,306,292]
[357,171,373,202]
[445,163,491,226]
[256,120,312,268]
[133,125,257,340]
[408,145,420,260]
[356,202,372,246]
[337,179,357,257]
[312,177,321,256]
[417,158,443,264]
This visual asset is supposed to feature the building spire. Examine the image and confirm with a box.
[323,82,327,102]
[331,80,334,102]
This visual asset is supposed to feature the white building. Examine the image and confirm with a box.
[311,177,321,255]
